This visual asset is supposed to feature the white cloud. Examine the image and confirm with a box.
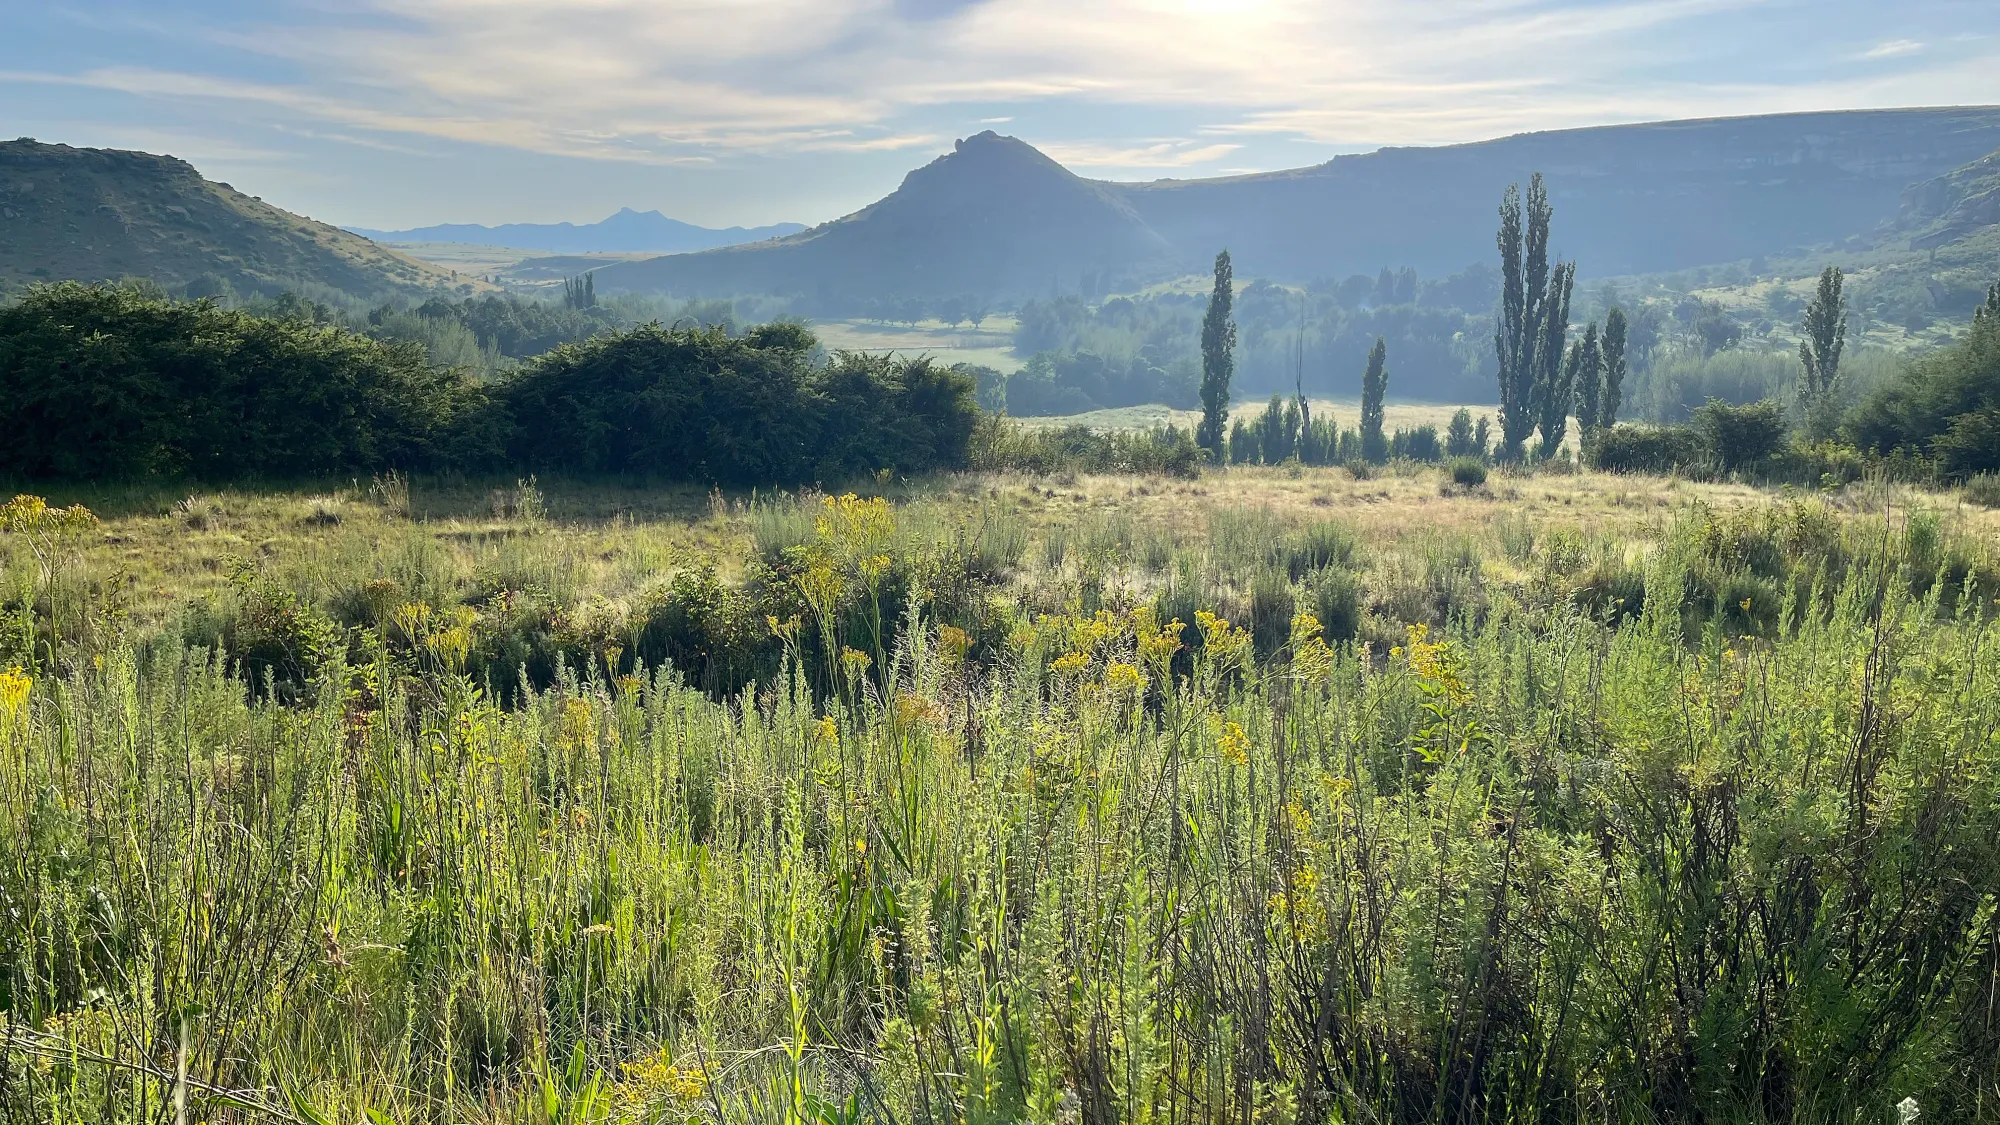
[23,0,2000,170]
[1038,139,1243,168]
[1864,39,1924,59]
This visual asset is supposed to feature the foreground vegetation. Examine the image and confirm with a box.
[3,465,1998,1124]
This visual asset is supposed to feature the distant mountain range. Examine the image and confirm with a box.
[0,139,470,300]
[592,107,2000,300]
[349,208,807,254]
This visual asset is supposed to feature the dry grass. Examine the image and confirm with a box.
[27,465,1997,636]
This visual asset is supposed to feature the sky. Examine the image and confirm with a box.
[5,0,1998,232]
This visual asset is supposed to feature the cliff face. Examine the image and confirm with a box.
[0,139,469,299]
[1892,147,2000,251]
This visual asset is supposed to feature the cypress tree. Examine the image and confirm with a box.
[1798,266,1847,441]
[1531,261,1576,458]
[1600,307,1628,433]
[1445,408,1476,457]
[1572,322,1605,453]
[1196,250,1236,460]
[1360,337,1388,463]
[1496,175,1553,460]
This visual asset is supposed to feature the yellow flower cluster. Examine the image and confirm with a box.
[611,1048,709,1121]
[1103,661,1145,695]
[937,624,972,662]
[0,494,99,536]
[1268,863,1326,941]
[1051,650,1091,677]
[813,715,840,749]
[815,493,896,555]
[1289,612,1335,683]
[557,697,601,753]
[1211,715,1251,765]
[1400,624,1471,707]
[0,665,30,723]
[1196,610,1250,668]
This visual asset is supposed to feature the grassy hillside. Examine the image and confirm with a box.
[0,139,478,302]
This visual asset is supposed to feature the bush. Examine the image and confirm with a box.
[1966,472,2000,509]
[1591,424,1705,475]
[1447,457,1488,488]
[1689,398,1788,474]
[1390,424,1443,462]
[505,325,977,483]
[969,418,1201,477]
[0,282,493,479]
[1847,285,2000,476]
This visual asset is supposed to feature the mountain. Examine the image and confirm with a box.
[0,139,469,300]
[592,131,1173,298]
[1889,145,2000,251]
[592,107,2000,301]
[349,208,807,254]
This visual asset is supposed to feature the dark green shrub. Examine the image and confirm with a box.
[1448,457,1488,488]
[1690,398,1787,474]
[1390,424,1443,462]
[1306,566,1362,643]
[505,324,976,483]
[1591,424,1705,475]
[1248,567,1295,662]
[1847,288,2000,475]
[0,283,490,479]
[1278,520,1360,581]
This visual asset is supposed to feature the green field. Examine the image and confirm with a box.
[5,463,2000,1123]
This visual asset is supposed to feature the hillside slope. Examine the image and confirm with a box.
[593,132,1172,299]
[0,139,472,300]
[350,208,806,254]
[593,107,2000,300]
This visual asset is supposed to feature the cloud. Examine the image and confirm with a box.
[18,0,2000,172]
[1864,39,1924,59]
[1037,139,1243,168]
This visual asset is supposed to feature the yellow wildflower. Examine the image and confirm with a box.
[938,624,972,662]
[1212,717,1251,765]
[1104,661,1145,695]
[0,666,30,722]
[1051,650,1091,677]
[813,715,840,749]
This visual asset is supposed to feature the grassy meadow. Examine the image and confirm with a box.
[4,461,2000,1124]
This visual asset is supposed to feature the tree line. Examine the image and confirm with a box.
[0,283,978,483]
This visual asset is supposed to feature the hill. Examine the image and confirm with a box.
[592,131,1173,300]
[0,139,473,301]
[348,208,807,254]
[1889,145,2000,252]
[591,108,2000,301]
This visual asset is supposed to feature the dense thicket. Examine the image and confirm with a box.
[0,286,978,484]
[1847,284,2000,475]
[0,283,491,479]
[504,322,978,482]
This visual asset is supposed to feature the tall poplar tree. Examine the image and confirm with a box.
[1496,174,1553,460]
[1599,307,1628,433]
[1531,261,1576,457]
[1360,337,1388,463]
[1196,250,1236,459]
[1798,266,1847,441]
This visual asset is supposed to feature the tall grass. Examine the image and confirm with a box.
[2,495,1998,1124]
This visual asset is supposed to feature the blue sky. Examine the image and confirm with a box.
[5,0,1997,231]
